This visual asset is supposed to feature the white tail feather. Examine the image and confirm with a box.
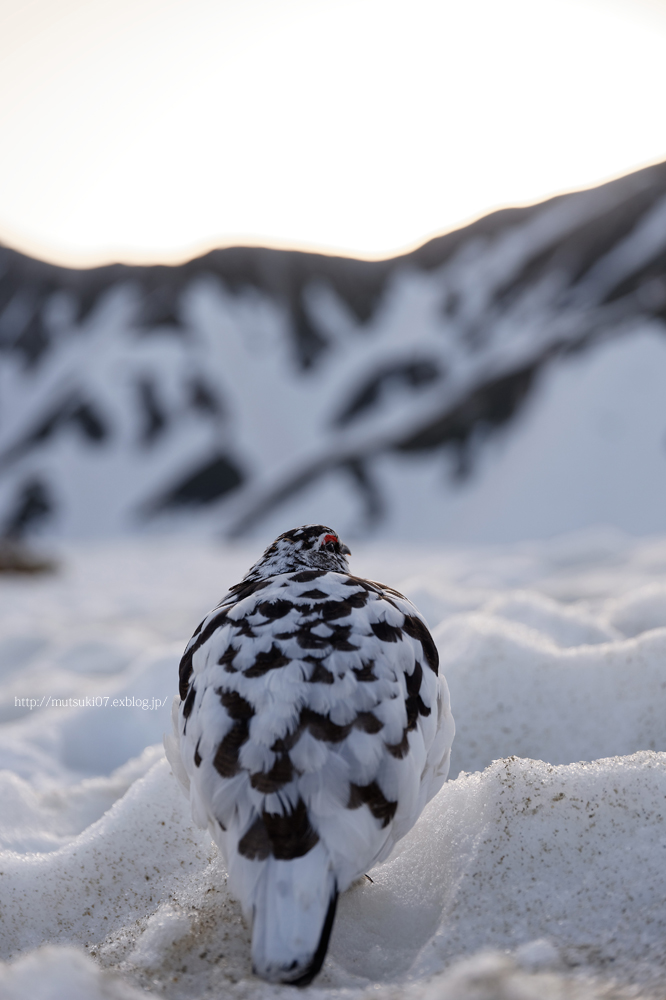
[250,842,337,985]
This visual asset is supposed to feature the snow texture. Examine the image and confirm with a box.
[2,160,666,542]
[1,531,665,999]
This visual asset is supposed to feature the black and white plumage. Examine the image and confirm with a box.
[166,525,454,985]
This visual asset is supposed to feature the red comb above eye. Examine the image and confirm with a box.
[323,534,337,544]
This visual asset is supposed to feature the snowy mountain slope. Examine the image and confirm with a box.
[2,160,666,540]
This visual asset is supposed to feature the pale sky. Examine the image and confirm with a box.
[1,0,666,267]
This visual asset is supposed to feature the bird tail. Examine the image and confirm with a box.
[250,842,338,986]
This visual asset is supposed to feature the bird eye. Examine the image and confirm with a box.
[321,533,338,551]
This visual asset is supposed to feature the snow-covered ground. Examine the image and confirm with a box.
[1,531,666,999]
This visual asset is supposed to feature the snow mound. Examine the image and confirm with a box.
[2,755,664,998]
[606,582,666,637]
[0,944,636,1000]
[0,946,146,1000]
[480,589,619,647]
[437,608,666,779]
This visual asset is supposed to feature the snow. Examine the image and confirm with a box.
[1,531,665,999]
[371,327,666,543]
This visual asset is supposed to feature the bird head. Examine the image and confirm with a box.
[245,525,352,580]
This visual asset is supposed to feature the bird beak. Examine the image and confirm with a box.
[340,543,351,556]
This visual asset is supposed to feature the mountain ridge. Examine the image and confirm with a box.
[2,159,666,540]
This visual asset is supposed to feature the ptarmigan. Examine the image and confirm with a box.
[166,524,454,985]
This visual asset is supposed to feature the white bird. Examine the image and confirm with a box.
[166,524,454,985]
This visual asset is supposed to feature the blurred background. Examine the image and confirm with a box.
[2,0,666,545]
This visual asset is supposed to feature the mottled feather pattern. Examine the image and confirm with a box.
[171,524,454,985]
